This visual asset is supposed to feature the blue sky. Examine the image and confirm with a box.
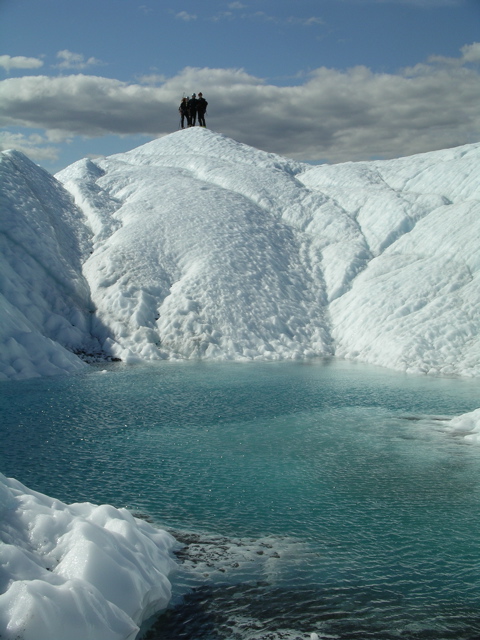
[1,0,479,172]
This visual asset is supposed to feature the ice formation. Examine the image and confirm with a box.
[0,150,100,379]
[0,473,176,640]
[1,128,479,378]
[443,407,480,443]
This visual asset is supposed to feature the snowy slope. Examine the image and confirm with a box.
[299,145,480,375]
[57,131,350,362]
[0,473,176,640]
[1,129,480,378]
[0,150,102,380]
[57,129,480,376]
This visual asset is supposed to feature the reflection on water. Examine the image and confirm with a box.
[2,359,480,639]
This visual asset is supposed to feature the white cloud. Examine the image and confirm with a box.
[287,16,324,26]
[54,50,103,70]
[0,55,44,73]
[175,11,197,21]
[0,45,479,164]
[210,8,324,27]
[211,9,277,23]
[461,42,480,63]
[418,41,480,69]
[0,131,59,162]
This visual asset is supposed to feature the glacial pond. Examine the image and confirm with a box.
[2,359,480,640]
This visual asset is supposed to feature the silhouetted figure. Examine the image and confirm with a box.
[179,97,190,128]
[197,92,208,127]
[188,93,198,126]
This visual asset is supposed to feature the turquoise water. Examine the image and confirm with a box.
[2,359,480,639]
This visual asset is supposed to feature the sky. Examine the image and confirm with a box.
[0,0,479,172]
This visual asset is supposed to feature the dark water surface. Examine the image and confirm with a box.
[2,359,480,639]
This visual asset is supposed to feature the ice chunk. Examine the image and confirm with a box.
[0,473,176,640]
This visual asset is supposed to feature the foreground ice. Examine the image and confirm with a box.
[443,408,480,443]
[1,129,480,378]
[0,473,176,640]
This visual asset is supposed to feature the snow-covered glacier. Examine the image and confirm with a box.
[1,128,480,378]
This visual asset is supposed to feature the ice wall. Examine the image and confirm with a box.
[0,150,101,380]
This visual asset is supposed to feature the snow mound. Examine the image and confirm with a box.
[299,146,480,376]
[57,129,340,362]
[0,473,176,640]
[0,150,102,380]
[1,128,480,378]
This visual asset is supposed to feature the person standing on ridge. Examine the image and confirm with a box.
[188,93,198,126]
[197,92,208,127]
[179,97,190,128]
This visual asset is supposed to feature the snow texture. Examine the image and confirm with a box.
[1,128,479,377]
[0,150,101,380]
[0,473,176,640]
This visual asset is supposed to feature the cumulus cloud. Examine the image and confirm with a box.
[0,55,43,73]
[0,74,164,137]
[137,73,168,85]
[0,45,479,164]
[413,41,480,70]
[54,50,103,70]
[461,42,480,63]
[0,131,59,162]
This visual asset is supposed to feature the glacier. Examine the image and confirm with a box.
[1,127,479,379]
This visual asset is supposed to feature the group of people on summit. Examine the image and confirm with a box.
[179,93,208,128]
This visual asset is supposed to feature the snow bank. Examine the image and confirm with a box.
[300,145,480,376]
[57,129,480,376]
[1,129,480,378]
[0,473,176,640]
[0,150,102,380]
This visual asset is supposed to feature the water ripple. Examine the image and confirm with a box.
[3,361,480,639]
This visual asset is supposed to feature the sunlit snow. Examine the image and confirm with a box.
[0,473,176,640]
[1,128,479,378]
[0,150,100,379]
[443,407,480,443]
